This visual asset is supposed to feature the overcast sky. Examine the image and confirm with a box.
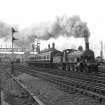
[0,0,105,56]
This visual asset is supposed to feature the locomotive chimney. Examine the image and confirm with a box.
[48,44,50,49]
[84,29,89,50]
[52,42,55,49]
[85,37,89,50]
[100,41,103,61]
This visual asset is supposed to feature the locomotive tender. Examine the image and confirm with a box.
[28,40,98,73]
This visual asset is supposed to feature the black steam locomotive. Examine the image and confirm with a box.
[27,40,98,73]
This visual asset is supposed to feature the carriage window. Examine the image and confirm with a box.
[66,50,69,53]
[45,56,47,60]
[44,56,46,59]
[48,55,50,60]
[37,56,38,60]
[38,56,40,60]
[47,55,49,59]
[41,56,44,60]
[40,56,42,60]
[37,56,39,60]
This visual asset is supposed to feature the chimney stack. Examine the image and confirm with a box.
[52,42,55,49]
[83,29,90,50]
[85,37,89,50]
[100,41,103,61]
[48,44,50,49]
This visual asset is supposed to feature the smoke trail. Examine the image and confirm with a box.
[14,15,90,48]
[14,24,52,48]
[0,21,10,40]
[63,16,90,38]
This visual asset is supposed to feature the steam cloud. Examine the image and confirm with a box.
[0,15,90,48]
[0,21,11,40]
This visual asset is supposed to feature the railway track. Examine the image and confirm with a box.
[16,63,105,84]
[14,63,105,102]
[15,64,105,90]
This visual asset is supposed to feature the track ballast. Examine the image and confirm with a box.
[14,63,105,102]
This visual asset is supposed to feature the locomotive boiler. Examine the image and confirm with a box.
[53,37,98,72]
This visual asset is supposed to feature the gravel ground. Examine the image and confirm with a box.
[1,64,105,105]
[16,73,105,105]
[0,65,37,105]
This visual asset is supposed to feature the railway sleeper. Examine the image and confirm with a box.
[56,81,100,94]
[59,84,74,91]
[84,86,105,96]
[58,83,78,92]
[77,90,101,101]
[87,91,105,102]
[63,87,77,94]
[75,82,105,94]
[82,91,92,96]
[73,84,92,91]
[81,91,93,96]
[98,90,105,96]
[86,87,100,93]
[68,86,81,93]
[68,85,105,102]
[94,96,105,103]
[92,88,105,95]
[99,98,103,103]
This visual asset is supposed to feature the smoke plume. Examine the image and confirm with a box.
[14,15,90,48]
[0,16,89,48]
[0,21,11,40]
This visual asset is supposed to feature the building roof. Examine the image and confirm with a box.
[39,48,59,54]
[54,51,63,56]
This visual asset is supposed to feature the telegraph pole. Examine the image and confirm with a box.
[11,27,17,74]
[11,27,14,74]
[100,41,103,62]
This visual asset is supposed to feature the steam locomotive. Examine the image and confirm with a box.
[27,40,98,73]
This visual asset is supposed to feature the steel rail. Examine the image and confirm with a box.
[15,63,105,84]
[14,64,105,102]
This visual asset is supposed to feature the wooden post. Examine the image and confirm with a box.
[11,28,14,74]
